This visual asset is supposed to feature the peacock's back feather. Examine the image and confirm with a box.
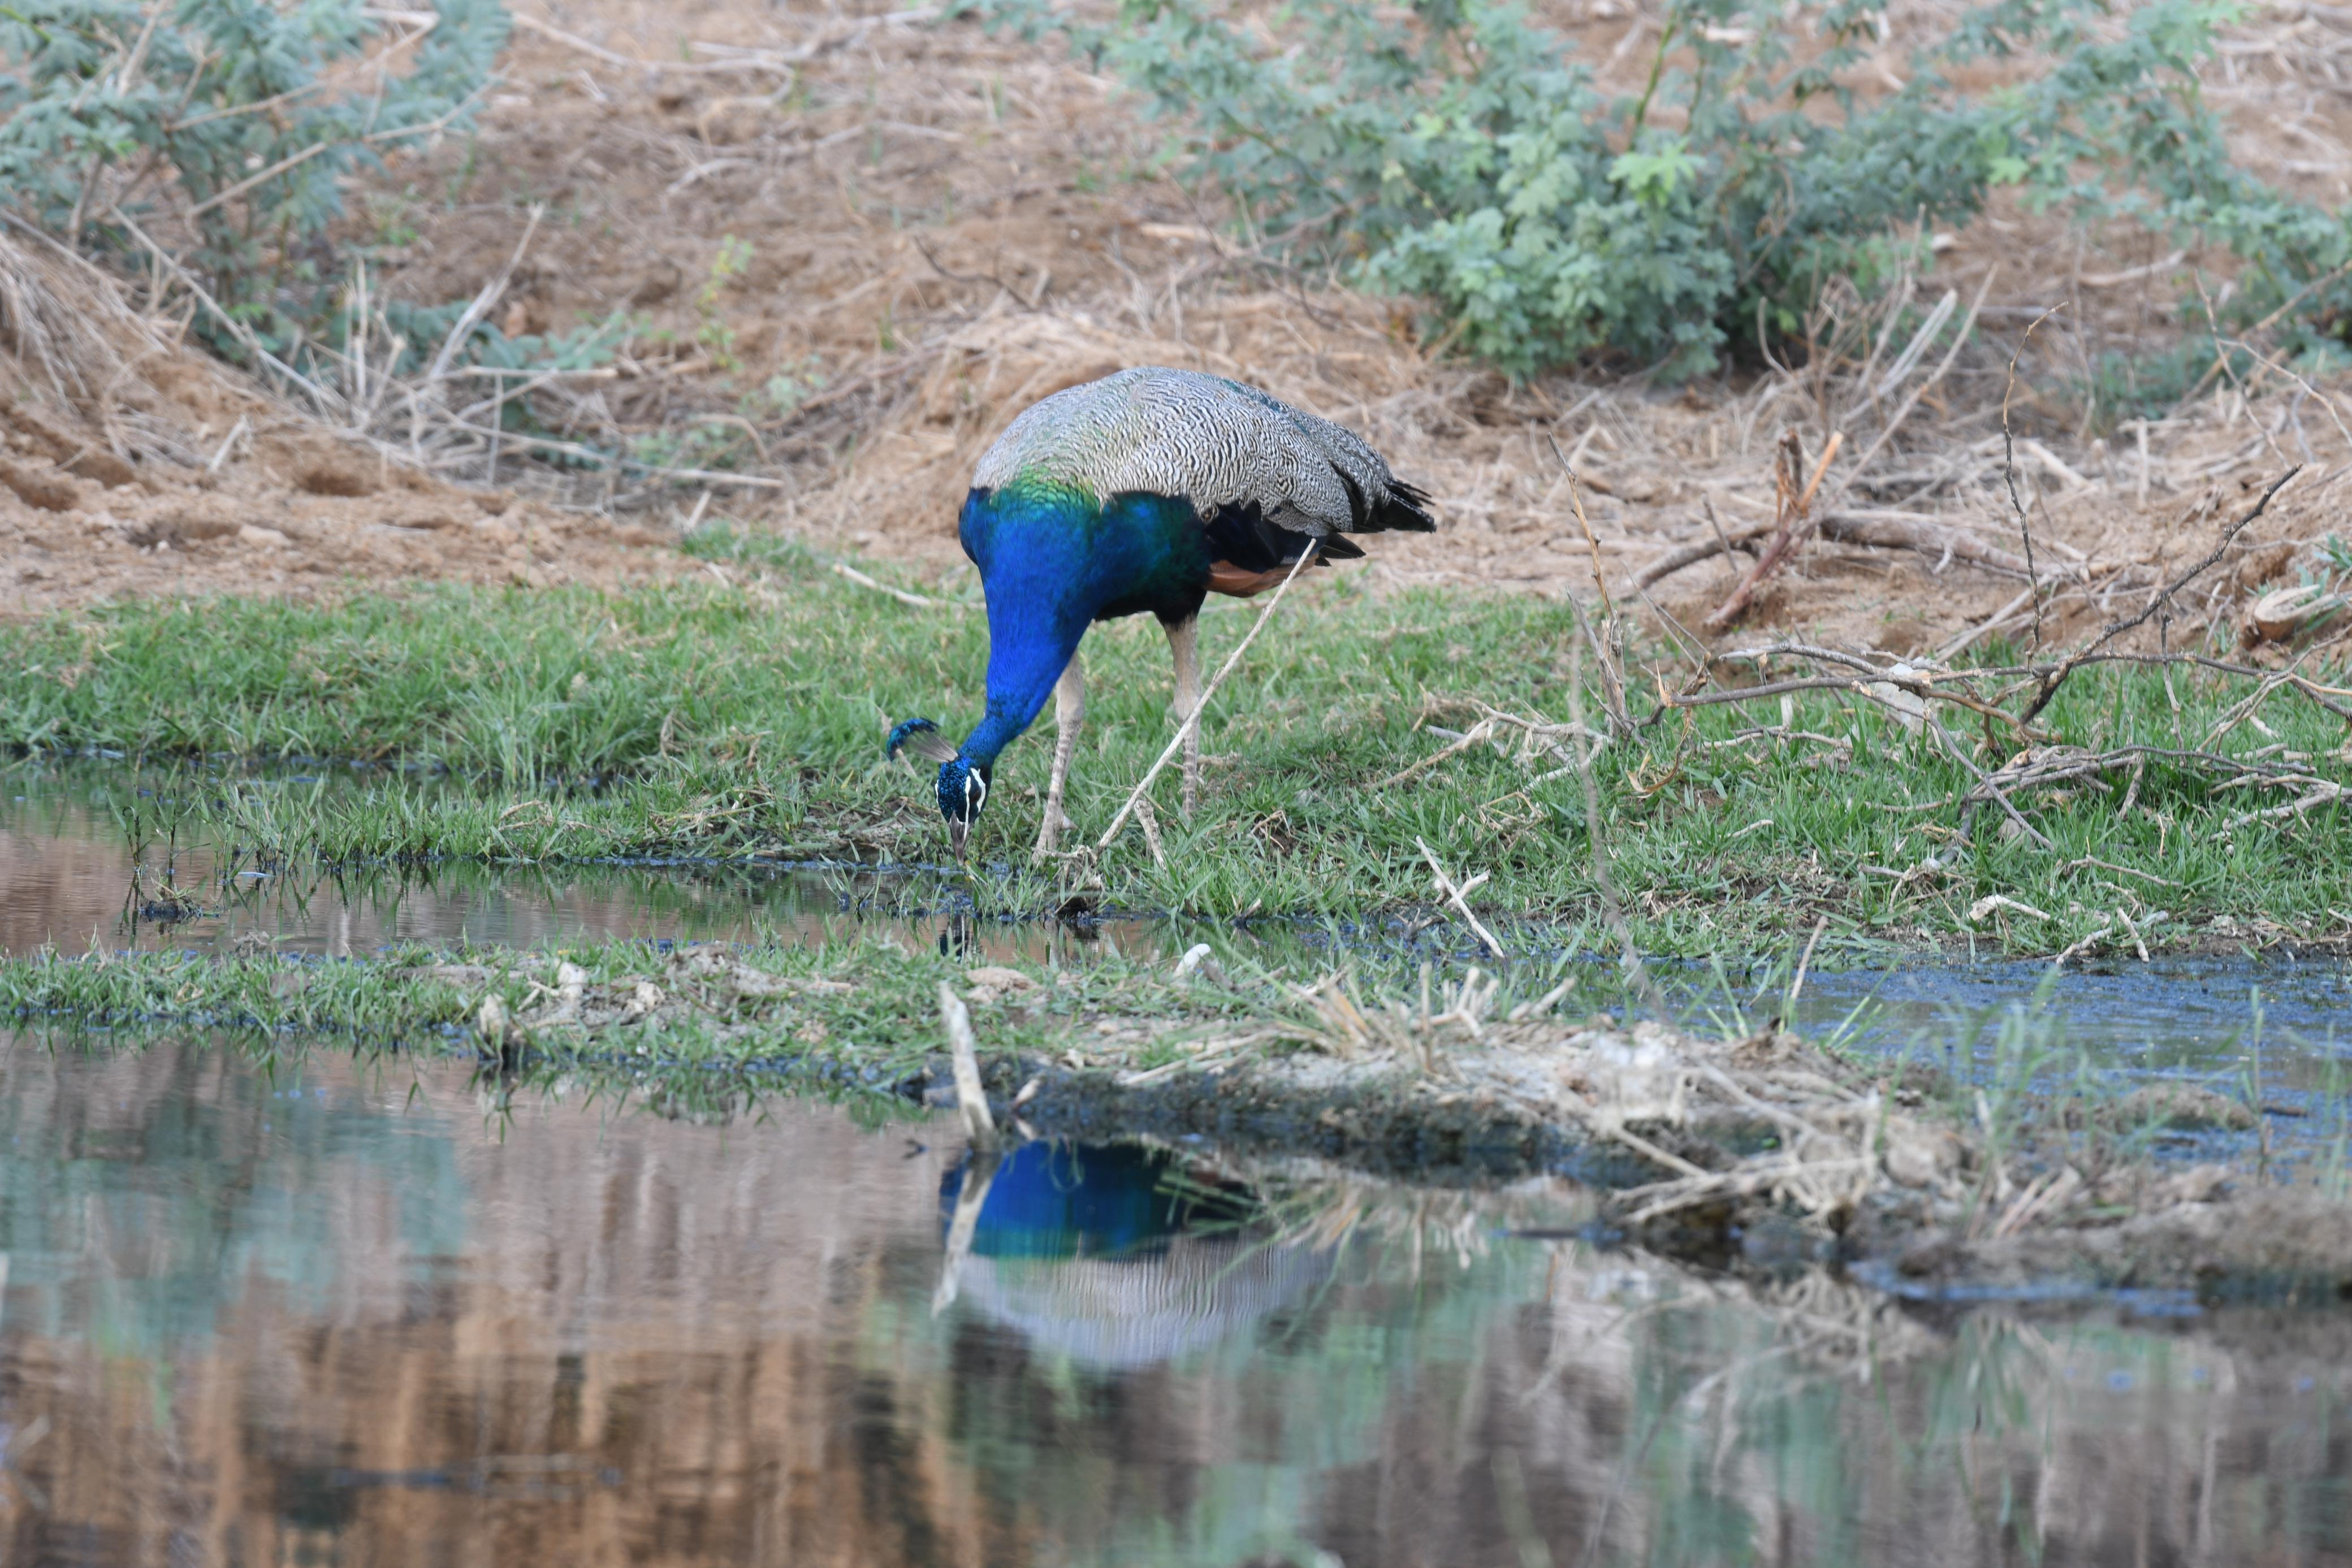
[971,366,1437,557]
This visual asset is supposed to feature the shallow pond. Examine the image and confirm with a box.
[7,760,2351,1170]
[0,1034,2343,1567]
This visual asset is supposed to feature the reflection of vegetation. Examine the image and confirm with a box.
[0,1039,469,1358]
[5,1039,2347,1566]
[884,1160,2346,1567]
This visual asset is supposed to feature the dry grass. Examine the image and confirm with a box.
[1104,963,2332,1286]
[0,220,678,617]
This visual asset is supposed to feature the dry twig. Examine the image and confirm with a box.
[1099,542,1318,851]
[1414,837,1506,958]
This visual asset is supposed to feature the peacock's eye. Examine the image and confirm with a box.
[965,772,987,815]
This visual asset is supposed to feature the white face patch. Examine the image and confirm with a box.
[963,770,987,819]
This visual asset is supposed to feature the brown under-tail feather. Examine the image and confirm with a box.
[1207,561,1296,597]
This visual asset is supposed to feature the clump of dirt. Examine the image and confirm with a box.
[954,995,2352,1300]
[0,230,679,621]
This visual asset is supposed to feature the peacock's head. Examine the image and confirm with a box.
[888,718,989,859]
[935,756,991,857]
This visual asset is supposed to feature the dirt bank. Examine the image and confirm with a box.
[11,0,2352,659]
[0,230,678,619]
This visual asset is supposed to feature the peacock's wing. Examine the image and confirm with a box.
[973,367,1436,571]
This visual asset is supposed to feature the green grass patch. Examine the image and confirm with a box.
[4,532,2349,954]
[0,935,1338,1111]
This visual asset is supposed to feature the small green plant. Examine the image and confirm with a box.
[629,422,751,473]
[368,190,425,250]
[749,358,827,419]
[697,234,756,370]
[993,0,2352,378]
[368,298,629,384]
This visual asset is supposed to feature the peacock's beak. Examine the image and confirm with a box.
[947,816,971,861]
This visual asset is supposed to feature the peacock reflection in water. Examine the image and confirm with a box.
[936,1141,1334,1371]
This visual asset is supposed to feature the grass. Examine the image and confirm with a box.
[3,526,2351,956]
[0,934,1283,1106]
[0,933,1614,1139]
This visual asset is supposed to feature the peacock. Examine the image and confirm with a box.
[888,365,1437,857]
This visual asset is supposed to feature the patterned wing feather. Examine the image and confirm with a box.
[973,367,1437,545]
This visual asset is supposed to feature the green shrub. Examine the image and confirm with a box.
[997,0,2352,378]
[0,0,506,341]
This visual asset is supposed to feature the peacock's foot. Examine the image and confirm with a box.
[1032,804,1076,858]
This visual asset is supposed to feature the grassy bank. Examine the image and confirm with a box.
[0,936,1280,1101]
[5,530,2350,954]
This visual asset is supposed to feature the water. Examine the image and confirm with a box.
[0,759,1187,966]
[7,760,2351,1168]
[0,1034,2343,1567]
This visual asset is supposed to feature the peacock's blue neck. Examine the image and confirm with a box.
[956,479,1209,763]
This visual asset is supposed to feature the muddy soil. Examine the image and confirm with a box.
[0,255,680,618]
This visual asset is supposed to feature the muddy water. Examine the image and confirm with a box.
[0,1034,2343,1568]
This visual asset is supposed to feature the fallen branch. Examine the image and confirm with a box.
[2223,781,2349,830]
[1633,510,2046,597]
[1704,428,1844,633]
[939,981,998,1150]
[1415,837,1506,958]
[1888,695,2056,850]
[1969,894,2052,922]
[1812,271,1996,516]
[423,204,546,385]
[1817,512,2036,579]
[422,420,795,486]
[1690,645,2039,738]
[512,11,913,72]
[1380,717,1499,789]
[832,561,949,609]
[1629,516,1775,591]
[1938,583,2040,662]
[2018,466,2302,724]
[109,209,343,416]
[1999,304,2065,651]
[1132,793,1169,868]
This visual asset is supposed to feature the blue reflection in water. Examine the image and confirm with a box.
[939,1141,1333,1371]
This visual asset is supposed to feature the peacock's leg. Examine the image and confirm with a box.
[1036,653,1085,856]
[1164,615,1202,817]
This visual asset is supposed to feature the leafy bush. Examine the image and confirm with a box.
[998,0,2352,378]
[0,0,506,335]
